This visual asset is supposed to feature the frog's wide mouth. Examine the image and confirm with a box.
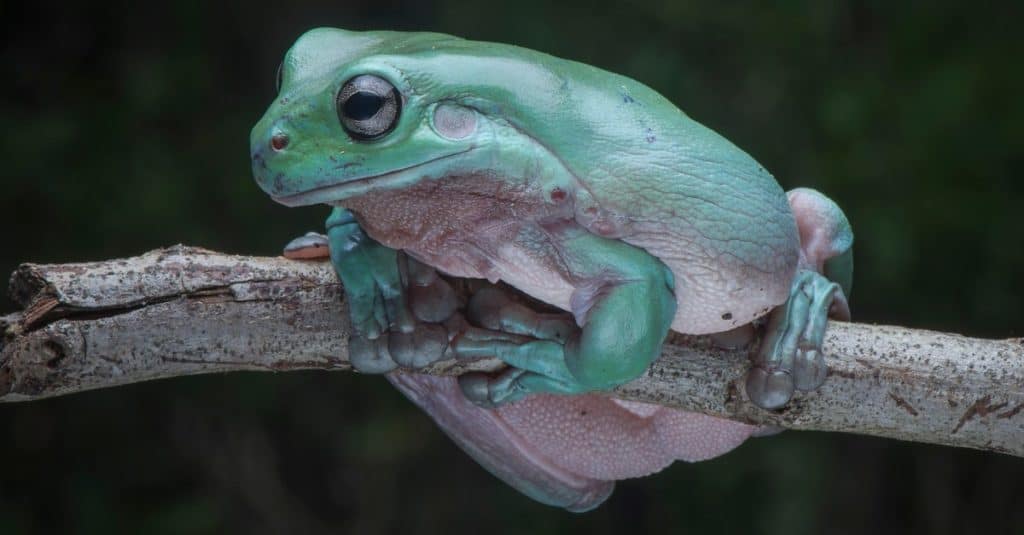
[271,147,476,207]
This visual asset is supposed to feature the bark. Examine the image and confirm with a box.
[2,245,1021,456]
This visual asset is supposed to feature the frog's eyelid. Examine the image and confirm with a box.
[335,61,414,97]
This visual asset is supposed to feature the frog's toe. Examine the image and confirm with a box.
[405,257,458,323]
[458,368,537,408]
[349,336,399,374]
[349,321,449,373]
[792,348,827,391]
[345,285,387,340]
[792,274,839,392]
[745,367,795,410]
[466,286,576,343]
[456,372,498,409]
[387,323,449,368]
[282,232,331,260]
[486,368,535,405]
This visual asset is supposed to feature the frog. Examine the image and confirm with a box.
[251,28,853,512]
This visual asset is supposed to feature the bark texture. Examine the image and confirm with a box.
[2,246,1021,456]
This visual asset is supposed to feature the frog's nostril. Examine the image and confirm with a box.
[271,133,290,151]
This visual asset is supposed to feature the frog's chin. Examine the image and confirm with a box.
[272,147,476,207]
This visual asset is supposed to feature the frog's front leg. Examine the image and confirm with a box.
[746,188,854,410]
[284,207,458,373]
[457,227,677,407]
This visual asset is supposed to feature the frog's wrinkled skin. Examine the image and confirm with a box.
[252,28,853,511]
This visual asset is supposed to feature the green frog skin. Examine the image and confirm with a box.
[252,28,853,512]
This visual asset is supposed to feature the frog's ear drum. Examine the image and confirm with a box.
[336,74,401,141]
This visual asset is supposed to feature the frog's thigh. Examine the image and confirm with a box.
[559,229,678,388]
[564,270,676,389]
[390,373,754,512]
[787,187,854,303]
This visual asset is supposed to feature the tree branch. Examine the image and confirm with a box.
[2,246,1021,456]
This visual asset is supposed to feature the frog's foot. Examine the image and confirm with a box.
[318,207,459,373]
[746,270,845,410]
[744,188,854,410]
[454,287,581,407]
[455,244,676,409]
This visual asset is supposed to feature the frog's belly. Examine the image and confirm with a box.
[341,175,792,335]
[341,175,582,318]
[350,208,785,335]
[418,240,577,315]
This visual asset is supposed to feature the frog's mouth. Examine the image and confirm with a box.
[272,147,476,207]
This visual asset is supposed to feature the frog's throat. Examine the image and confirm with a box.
[272,146,476,207]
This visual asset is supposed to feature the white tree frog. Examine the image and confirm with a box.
[251,28,853,511]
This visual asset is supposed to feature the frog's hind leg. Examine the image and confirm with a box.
[456,228,677,407]
[746,188,853,410]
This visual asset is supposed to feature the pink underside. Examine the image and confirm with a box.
[388,373,754,511]
[787,188,846,273]
[495,390,756,480]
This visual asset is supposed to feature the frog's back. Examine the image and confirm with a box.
[470,43,802,334]
[315,29,801,334]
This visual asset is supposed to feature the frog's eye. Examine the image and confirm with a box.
[336,75,401,141]
[275,61,284,93]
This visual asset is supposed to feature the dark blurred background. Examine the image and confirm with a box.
[2,1,1022,533]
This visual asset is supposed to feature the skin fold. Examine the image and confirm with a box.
[251,28,853,511]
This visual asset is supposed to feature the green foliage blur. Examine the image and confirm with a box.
[1,1,1021,533]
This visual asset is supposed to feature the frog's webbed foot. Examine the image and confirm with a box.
[454,287,581,407]
[290,208,459,374]
[746,271,845,410]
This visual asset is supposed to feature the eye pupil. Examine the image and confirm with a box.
[336,75,401,141]
[343,92,384,121]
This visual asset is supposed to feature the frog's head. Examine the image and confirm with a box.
[251,27,533,206]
